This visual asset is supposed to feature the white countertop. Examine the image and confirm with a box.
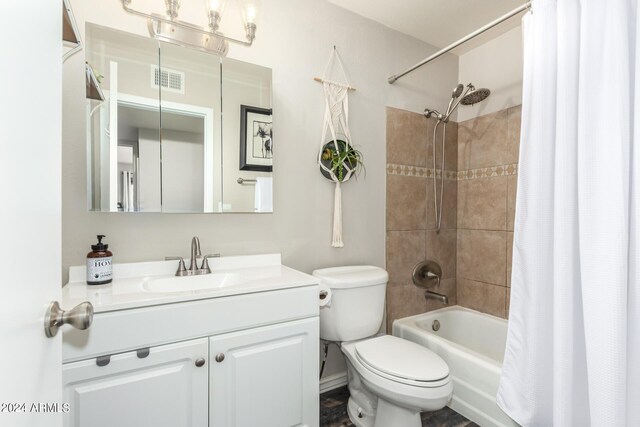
[63,254,318,313]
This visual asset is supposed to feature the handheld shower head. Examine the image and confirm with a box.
[445,84,465,117]
[452,84,464,99]
[425,82,491,124]
[422,82,492,234]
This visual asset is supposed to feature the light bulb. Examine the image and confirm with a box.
[239,0,261,26]
[207,0,226,14]
[206,0,226,31]
[246,5,256,23]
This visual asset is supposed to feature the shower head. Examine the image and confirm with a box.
[426,83,490,123]
[451,84,464,99]
[445,83,465,117]
[460,88,491,106]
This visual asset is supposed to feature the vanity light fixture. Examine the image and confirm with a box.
[120,0,261,56]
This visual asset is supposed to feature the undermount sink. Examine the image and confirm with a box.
[143,272,242,293]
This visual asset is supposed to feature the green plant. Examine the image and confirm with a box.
[321,139,365,182]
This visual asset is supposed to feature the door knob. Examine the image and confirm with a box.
[215,353,225,363]
[44,301,94,338]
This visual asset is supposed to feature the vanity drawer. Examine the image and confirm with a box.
[63,285,318,363]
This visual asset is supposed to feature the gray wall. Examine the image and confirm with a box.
[62,0,458,380]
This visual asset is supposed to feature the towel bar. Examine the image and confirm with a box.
[237,177,257,184]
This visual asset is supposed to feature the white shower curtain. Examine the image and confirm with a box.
[497,1,640,426]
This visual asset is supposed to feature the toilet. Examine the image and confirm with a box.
[313,266,453,427]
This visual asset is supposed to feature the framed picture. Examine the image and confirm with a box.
[240,105,273,172]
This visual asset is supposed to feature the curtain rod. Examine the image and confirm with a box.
[388,2,531,84]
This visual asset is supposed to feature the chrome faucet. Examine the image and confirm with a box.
[189,237,202,273]
[166,236,220,277]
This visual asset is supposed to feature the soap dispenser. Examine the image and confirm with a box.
[86,235,113,285]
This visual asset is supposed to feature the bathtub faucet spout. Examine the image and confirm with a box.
[425,290,448,305]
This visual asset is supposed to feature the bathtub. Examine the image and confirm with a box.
[393,306,518,427]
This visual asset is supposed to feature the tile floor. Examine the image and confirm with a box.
[320,386,479,427]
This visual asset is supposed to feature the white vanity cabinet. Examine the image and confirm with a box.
[63,338,209,427]
[62,255,320,427]
[210,318,318,427]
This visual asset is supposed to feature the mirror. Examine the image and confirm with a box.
[157,41,222,213]
[222,57,273,212]
[85,24,161,212]
[84,23,272,213]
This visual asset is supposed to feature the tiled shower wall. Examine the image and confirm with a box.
[456,106,520,318]
[385,107,458,331]
[385,105,521,325]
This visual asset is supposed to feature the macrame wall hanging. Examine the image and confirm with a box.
[315,47,360,248]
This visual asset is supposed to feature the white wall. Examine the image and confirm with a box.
[457,26,523,122]
[62,0,458,381]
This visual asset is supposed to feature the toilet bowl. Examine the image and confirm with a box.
[313,266,453,427]
[341,335,452,427]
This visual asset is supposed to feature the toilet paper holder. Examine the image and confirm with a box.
[412,260,442,289]
[318,284,333,308]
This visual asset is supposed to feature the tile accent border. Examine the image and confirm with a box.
[386,163,458,181]
[386,163,518,181]
[457,164,518,180]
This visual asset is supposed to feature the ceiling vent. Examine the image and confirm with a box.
[150,65,185,94]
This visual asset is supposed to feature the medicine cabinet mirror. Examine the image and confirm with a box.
[84,23,272,213]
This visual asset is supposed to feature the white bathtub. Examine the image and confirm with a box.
[393,306,519,427]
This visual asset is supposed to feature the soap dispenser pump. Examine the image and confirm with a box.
[86,235,113,285]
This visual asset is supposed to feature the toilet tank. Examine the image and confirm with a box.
[313,266,388,342]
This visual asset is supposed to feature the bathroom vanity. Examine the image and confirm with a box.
[61,254,319,427]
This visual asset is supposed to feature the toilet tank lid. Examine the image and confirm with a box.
[312,266,388,289]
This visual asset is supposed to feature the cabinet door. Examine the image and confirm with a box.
[210,317,319,427]
[63,338,208,427]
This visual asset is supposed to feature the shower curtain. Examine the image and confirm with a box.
[497,1,640,426]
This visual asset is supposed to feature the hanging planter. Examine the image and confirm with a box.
[315,46,358,248]
[319,139,365,182]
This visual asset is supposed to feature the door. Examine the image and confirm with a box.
[62,338,209,427]
[210,318,319,427]
[0,2,63,426]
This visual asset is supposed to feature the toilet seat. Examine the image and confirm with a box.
[354,336,449,388]
[341,336,453,419]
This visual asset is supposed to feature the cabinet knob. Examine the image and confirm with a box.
[195,358,206,367]
[215,353,225,363]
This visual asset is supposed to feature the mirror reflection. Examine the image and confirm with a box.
[84,23,273,213]
[86,24,160,212]
[222,57,273,212]
[157,41,220,213]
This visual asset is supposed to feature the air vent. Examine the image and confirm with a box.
[150,65,185,94]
